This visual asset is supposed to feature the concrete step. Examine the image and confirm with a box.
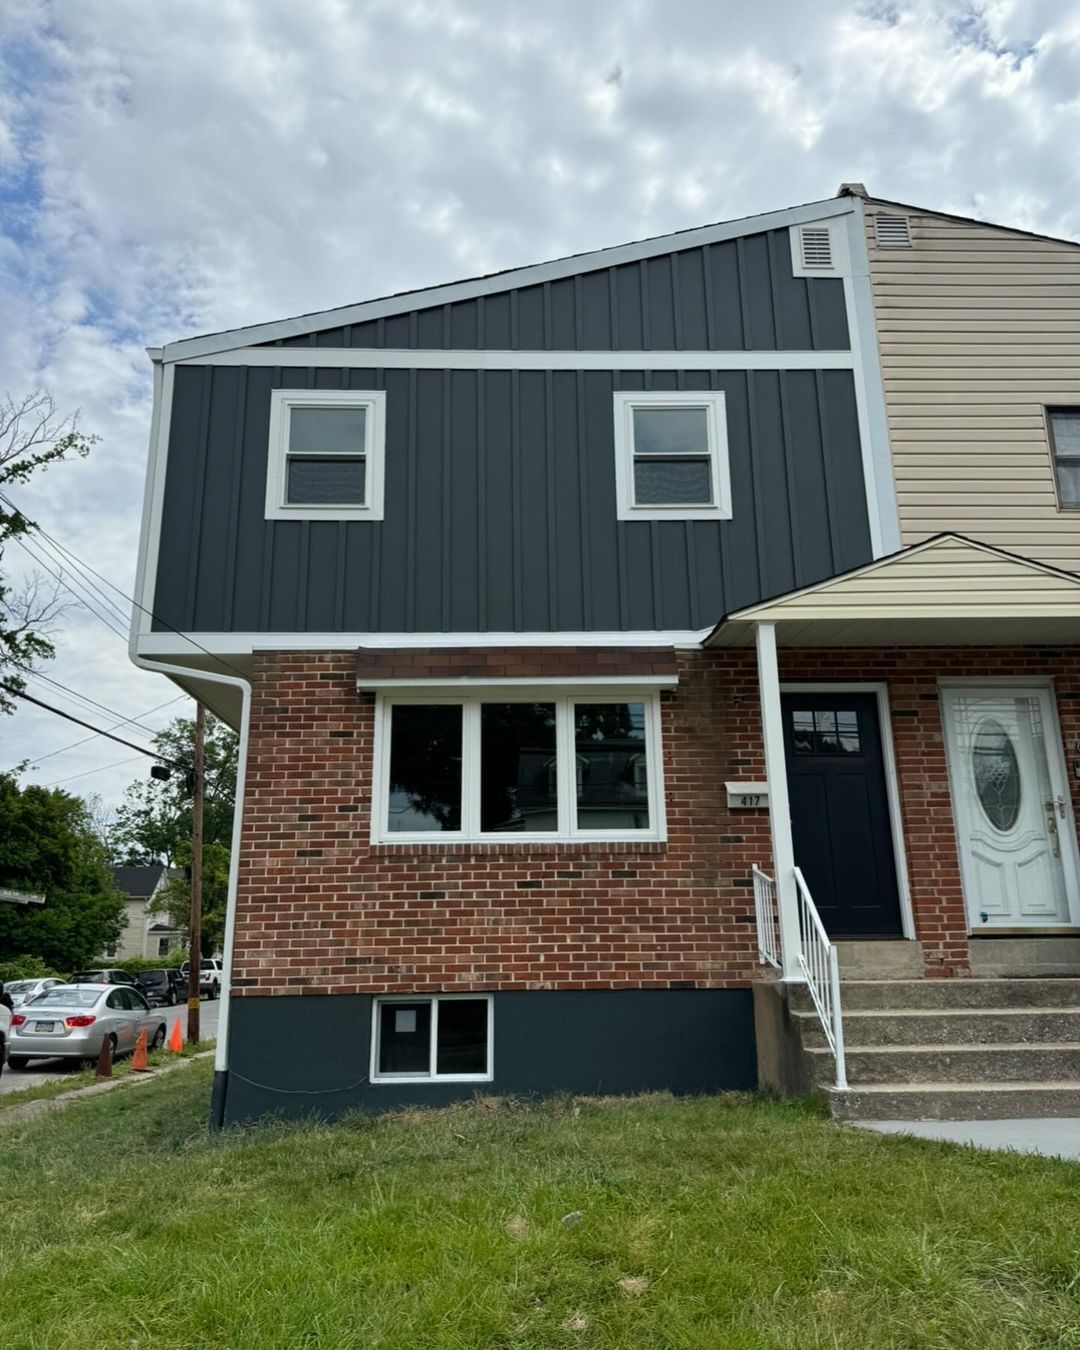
[797,1007,1080,1049]
[970,937,1080,978]
[829,1080,1080,1122]
[790,977,1080,1013]
[806,1042,1080,1086]
[834,940,924,980]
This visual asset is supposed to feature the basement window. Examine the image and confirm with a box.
[1048,408,1080,509]
[374,692,665,843]
[371,995,493,1083]
[265,388,386,521]
[613,391,731,521]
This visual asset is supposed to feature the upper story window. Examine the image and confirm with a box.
[373,692,665,844]
[1048,408,1080,509]
[613,391,731,522]
[265,389,386,521]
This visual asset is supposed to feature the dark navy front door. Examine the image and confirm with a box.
[781,691,903,938]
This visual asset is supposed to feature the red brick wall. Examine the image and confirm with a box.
[780,647,1080,976]
[231,646,1080,995]
[232,648,771,997]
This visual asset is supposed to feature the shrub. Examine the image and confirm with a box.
[0,955,64,982]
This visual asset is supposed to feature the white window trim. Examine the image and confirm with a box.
[612,390,731,522]
[371,689,667,845]
[370,993,494,1084]
[265,388,386,521]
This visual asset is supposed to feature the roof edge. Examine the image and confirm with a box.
[160,196,856,363]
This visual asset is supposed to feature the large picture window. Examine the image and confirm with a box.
[265,388,386,520]
[376,692,664,843]
[613,390,731,521]
[371,995,493,1083]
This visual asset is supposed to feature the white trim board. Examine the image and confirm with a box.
[160,197,858,362]
[780,681,915,940]
[136,629,713,657]
[173,347,856,371]
[356,676,679,691]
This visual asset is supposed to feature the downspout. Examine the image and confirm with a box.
[130,652,252,1131]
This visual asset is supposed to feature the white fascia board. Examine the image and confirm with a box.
[174,348,855,370]
[356,674,679,690]
[841,200,901,556]
[136,629,712,657]
[160,198,857,362]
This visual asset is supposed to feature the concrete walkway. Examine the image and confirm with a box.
[855,1118,1080,1161]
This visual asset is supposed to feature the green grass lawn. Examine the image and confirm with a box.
[1,1065,1078,1348]
[0,1041,214,1110]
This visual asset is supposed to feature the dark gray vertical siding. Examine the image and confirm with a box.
[155,363,872,635]
[267,229,848,352]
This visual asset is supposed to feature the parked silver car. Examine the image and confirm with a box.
[7,984,167,1069]
[5,977,66,1008]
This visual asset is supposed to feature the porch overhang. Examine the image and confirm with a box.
[705,534,1080,649]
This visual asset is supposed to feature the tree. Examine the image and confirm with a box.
[111,714,238,955]
[0,391,97,714]
[0,774,125,971]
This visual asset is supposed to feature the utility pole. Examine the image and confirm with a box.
[187,701,205,1044]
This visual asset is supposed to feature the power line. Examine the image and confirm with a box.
[2,683,187,769]
[24,669,166,738]
[44,754,146,789]
[10,532,130,641]
[0,490,252,685]
[19,693,188,770]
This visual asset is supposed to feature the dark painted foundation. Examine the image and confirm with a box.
[218,989,756,1125]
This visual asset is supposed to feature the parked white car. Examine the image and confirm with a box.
[5,977,66,1008]
[180,958,224,999]
[7,984,167,1069]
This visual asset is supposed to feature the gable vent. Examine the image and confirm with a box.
[798,225,834,270]
[874,214,912,247]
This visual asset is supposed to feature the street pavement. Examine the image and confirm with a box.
[1,996,220,1096]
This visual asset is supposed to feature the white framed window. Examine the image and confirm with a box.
[265,388,386,521]
[370,994,493,1084]
[613,390,731,521]
[1047,408,1080,510]
[372,690,666,844]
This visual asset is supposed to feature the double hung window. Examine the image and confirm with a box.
[613,390,731,520]
[265,388,386,520]
[375,693,664,843]
[1048,408,1080,509]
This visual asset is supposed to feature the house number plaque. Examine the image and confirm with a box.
[724,782,769,810]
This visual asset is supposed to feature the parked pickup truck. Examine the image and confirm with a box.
[180,957,224,999]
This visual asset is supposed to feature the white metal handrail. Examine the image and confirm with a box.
[793,866,847,1091]
[752,865,782,971]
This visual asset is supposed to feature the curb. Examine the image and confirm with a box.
[0,1051,215,1126]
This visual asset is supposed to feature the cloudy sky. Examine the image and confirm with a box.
[1,0,1079,809]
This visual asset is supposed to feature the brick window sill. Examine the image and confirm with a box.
[370,840,669,859]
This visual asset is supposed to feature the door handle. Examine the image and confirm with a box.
[1057,794,1068,819]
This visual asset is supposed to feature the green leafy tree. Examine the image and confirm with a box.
[0,391,97,714]
[111,714,238,954]
[0,774,124,970]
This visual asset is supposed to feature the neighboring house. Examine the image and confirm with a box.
[104,865,185,961]
[131,185,1080,1128]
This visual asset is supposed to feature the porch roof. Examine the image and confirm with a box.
[705,534,1080,648]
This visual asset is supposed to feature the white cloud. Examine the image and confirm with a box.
[1,0,1080,804]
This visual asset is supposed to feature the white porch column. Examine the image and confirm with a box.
[755,621,802,980]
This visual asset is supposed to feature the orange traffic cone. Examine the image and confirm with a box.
[95,1035,113,1079]
[168,1018,184,1053]
[131,1027,150,1072]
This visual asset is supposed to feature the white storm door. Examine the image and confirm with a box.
[942,686,1078,929]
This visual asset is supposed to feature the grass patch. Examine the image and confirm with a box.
[1,1066,1078,1347]
[0,1041,214,1111]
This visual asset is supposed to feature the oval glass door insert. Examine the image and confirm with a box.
[972,718,1021,832]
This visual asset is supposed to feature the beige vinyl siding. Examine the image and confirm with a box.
[866,204,1080,569]
[710,536,1080,647]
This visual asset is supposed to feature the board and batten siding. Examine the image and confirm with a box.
[865,202,1080,570]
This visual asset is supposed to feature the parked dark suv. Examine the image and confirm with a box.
[67,969,136,986]
[135,968,189,1006]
